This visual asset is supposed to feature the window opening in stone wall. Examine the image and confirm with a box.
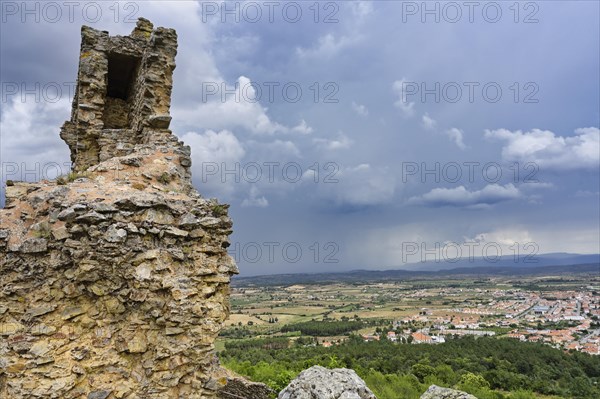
[103,52,140,129]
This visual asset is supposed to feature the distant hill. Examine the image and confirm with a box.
[398,253,600,271]
[232,261,600,287]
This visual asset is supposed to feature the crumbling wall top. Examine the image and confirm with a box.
[60,18,178,171]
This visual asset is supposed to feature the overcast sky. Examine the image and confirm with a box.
[1,1,599,275]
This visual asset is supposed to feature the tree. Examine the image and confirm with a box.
[459,372,491,390]
[328,355,342,368]
[570,376,594,398]
[411,363,435,382]
[434,364,456,385]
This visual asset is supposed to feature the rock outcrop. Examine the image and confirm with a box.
[277,372,479,399]
[278,366,377,399]
[0,18,238,399]
[420,385,478,399]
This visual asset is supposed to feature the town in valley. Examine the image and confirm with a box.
[219,273,600,356]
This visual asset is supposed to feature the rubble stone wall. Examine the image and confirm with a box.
[1,18,238,399]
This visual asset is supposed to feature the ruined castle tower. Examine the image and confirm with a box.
[61,18,177,171]
[1,19,238,398]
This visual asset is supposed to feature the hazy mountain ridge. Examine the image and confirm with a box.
[232,259,600,287]
[398,253,600,271]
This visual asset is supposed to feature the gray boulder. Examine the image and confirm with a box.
[420,385,478,399]
[278,366,376,399]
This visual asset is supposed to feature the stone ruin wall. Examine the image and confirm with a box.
[60,18,177,172]
[0,19,238,399]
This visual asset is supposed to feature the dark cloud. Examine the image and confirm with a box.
[2,1,599,275]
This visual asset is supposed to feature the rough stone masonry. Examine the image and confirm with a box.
[0,18,239,398]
